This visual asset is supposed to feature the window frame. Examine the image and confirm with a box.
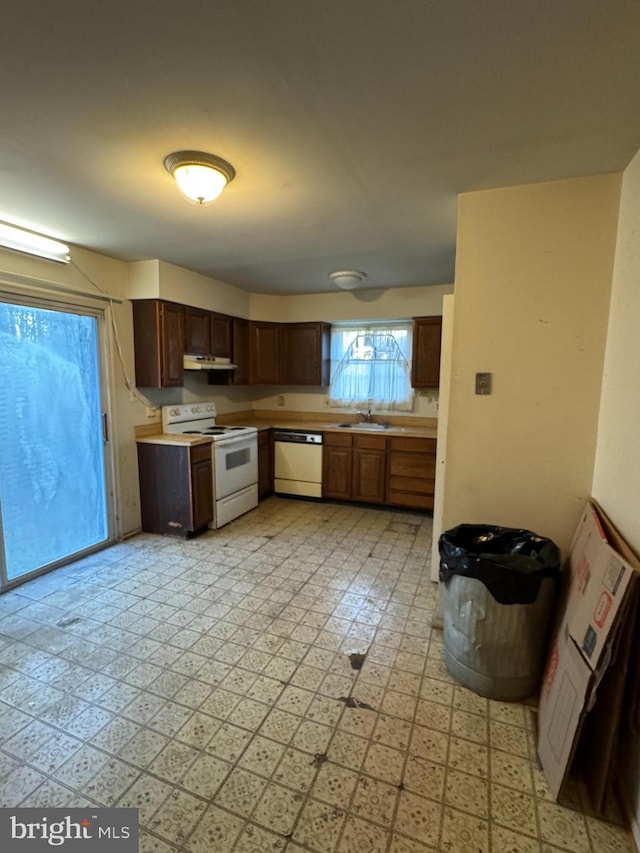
[328,319,414,412]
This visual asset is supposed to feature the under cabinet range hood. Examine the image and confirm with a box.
[183,354,237,370]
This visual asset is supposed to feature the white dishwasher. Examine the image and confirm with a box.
[273,429,323,498]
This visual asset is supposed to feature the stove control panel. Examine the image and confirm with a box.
[162,401,217,427]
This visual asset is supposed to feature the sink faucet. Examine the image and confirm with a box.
[356,406,373,423]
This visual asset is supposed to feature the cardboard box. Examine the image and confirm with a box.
[537,500,640,806]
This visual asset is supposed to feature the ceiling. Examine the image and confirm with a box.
[1,1,639,295]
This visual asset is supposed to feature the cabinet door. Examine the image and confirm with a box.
[282,323,331,385]
[132,300,160,388]
[323,434,353,500]
[160,301,185,387]
[191,449,214,530]
[232,317,250,385]
[133,300,184,388]
[411,316,442,388]
[250,321,280,384]
[137,443,192,533]
[185,307,211,355]
[352,436,387,503]
[210,313,233,357]
[257,430,274,499]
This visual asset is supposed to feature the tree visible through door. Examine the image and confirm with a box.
[0,298,111,588]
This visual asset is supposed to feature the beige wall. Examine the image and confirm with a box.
[128,259,251,317]
[431,294,455,580]
[250,283,452,323]
[592,152,640,550]
[592,150,640,842]
[441,175,620,552]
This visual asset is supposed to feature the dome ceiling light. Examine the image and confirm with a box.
[164,150,236,205]
[329,270,367,290]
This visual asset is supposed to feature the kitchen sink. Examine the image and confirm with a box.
[336,422,390,430]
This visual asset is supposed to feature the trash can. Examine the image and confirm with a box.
[439,525,561,701]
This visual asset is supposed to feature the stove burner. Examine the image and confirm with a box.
[183,430,202,434]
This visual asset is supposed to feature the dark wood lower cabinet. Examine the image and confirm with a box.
[191,449,215,529]
[322,433,353,500]
[137,441,213,535]
[323,431,436,509]
[387,437,437,510]
[352,436,387,503]
[258,429,274,499]
[323,433,386,503]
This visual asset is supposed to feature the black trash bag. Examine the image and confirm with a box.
[439,524,561,605]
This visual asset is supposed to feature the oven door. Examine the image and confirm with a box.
[213,434,258,500]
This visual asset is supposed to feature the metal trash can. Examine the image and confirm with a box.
[439,525,561,701]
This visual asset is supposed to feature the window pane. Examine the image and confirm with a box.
[0,302,108,580]
[329,323,414,410]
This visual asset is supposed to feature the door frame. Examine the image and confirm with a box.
[0,288,117,593]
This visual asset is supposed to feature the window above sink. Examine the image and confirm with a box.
[329,321,414,412]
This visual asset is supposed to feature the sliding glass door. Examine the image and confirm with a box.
[0,296,113,590]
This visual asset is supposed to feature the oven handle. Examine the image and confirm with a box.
[214,433,257,449]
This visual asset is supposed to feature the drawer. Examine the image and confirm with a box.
[324,431,353,448]
[389,451,436,479]
[354,435,387,451]
[388,490,434,511]
[389,437,436,453]
[190,443,212,465]
[389,475,434,495]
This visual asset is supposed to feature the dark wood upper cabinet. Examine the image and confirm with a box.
[132,299,185,388]
[232,317,250,385]
[132,299,332,389]
[185,307,211,355]
[411,316,442,388]
[210,313,233,357]
[281,322,331,386]
[250,321,281,384]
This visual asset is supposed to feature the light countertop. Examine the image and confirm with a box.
[136,413,438,443]
[136,434,213,447]
[224,417,437,440]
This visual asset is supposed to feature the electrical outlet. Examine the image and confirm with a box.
[145,406,157,418]
[277,395,285,407]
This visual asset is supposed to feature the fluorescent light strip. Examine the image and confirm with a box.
[0,222,70,264]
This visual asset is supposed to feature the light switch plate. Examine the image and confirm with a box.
[475,372,492,395]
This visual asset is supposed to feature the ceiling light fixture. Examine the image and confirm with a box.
[0,221,70,263]
[164,150,235,205]
[329,270,367,291]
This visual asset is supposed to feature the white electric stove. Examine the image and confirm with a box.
[162,402,258,528]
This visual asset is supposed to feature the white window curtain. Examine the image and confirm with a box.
[329,321,414,412]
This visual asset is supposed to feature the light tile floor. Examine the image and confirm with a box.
[0,497,634,853]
